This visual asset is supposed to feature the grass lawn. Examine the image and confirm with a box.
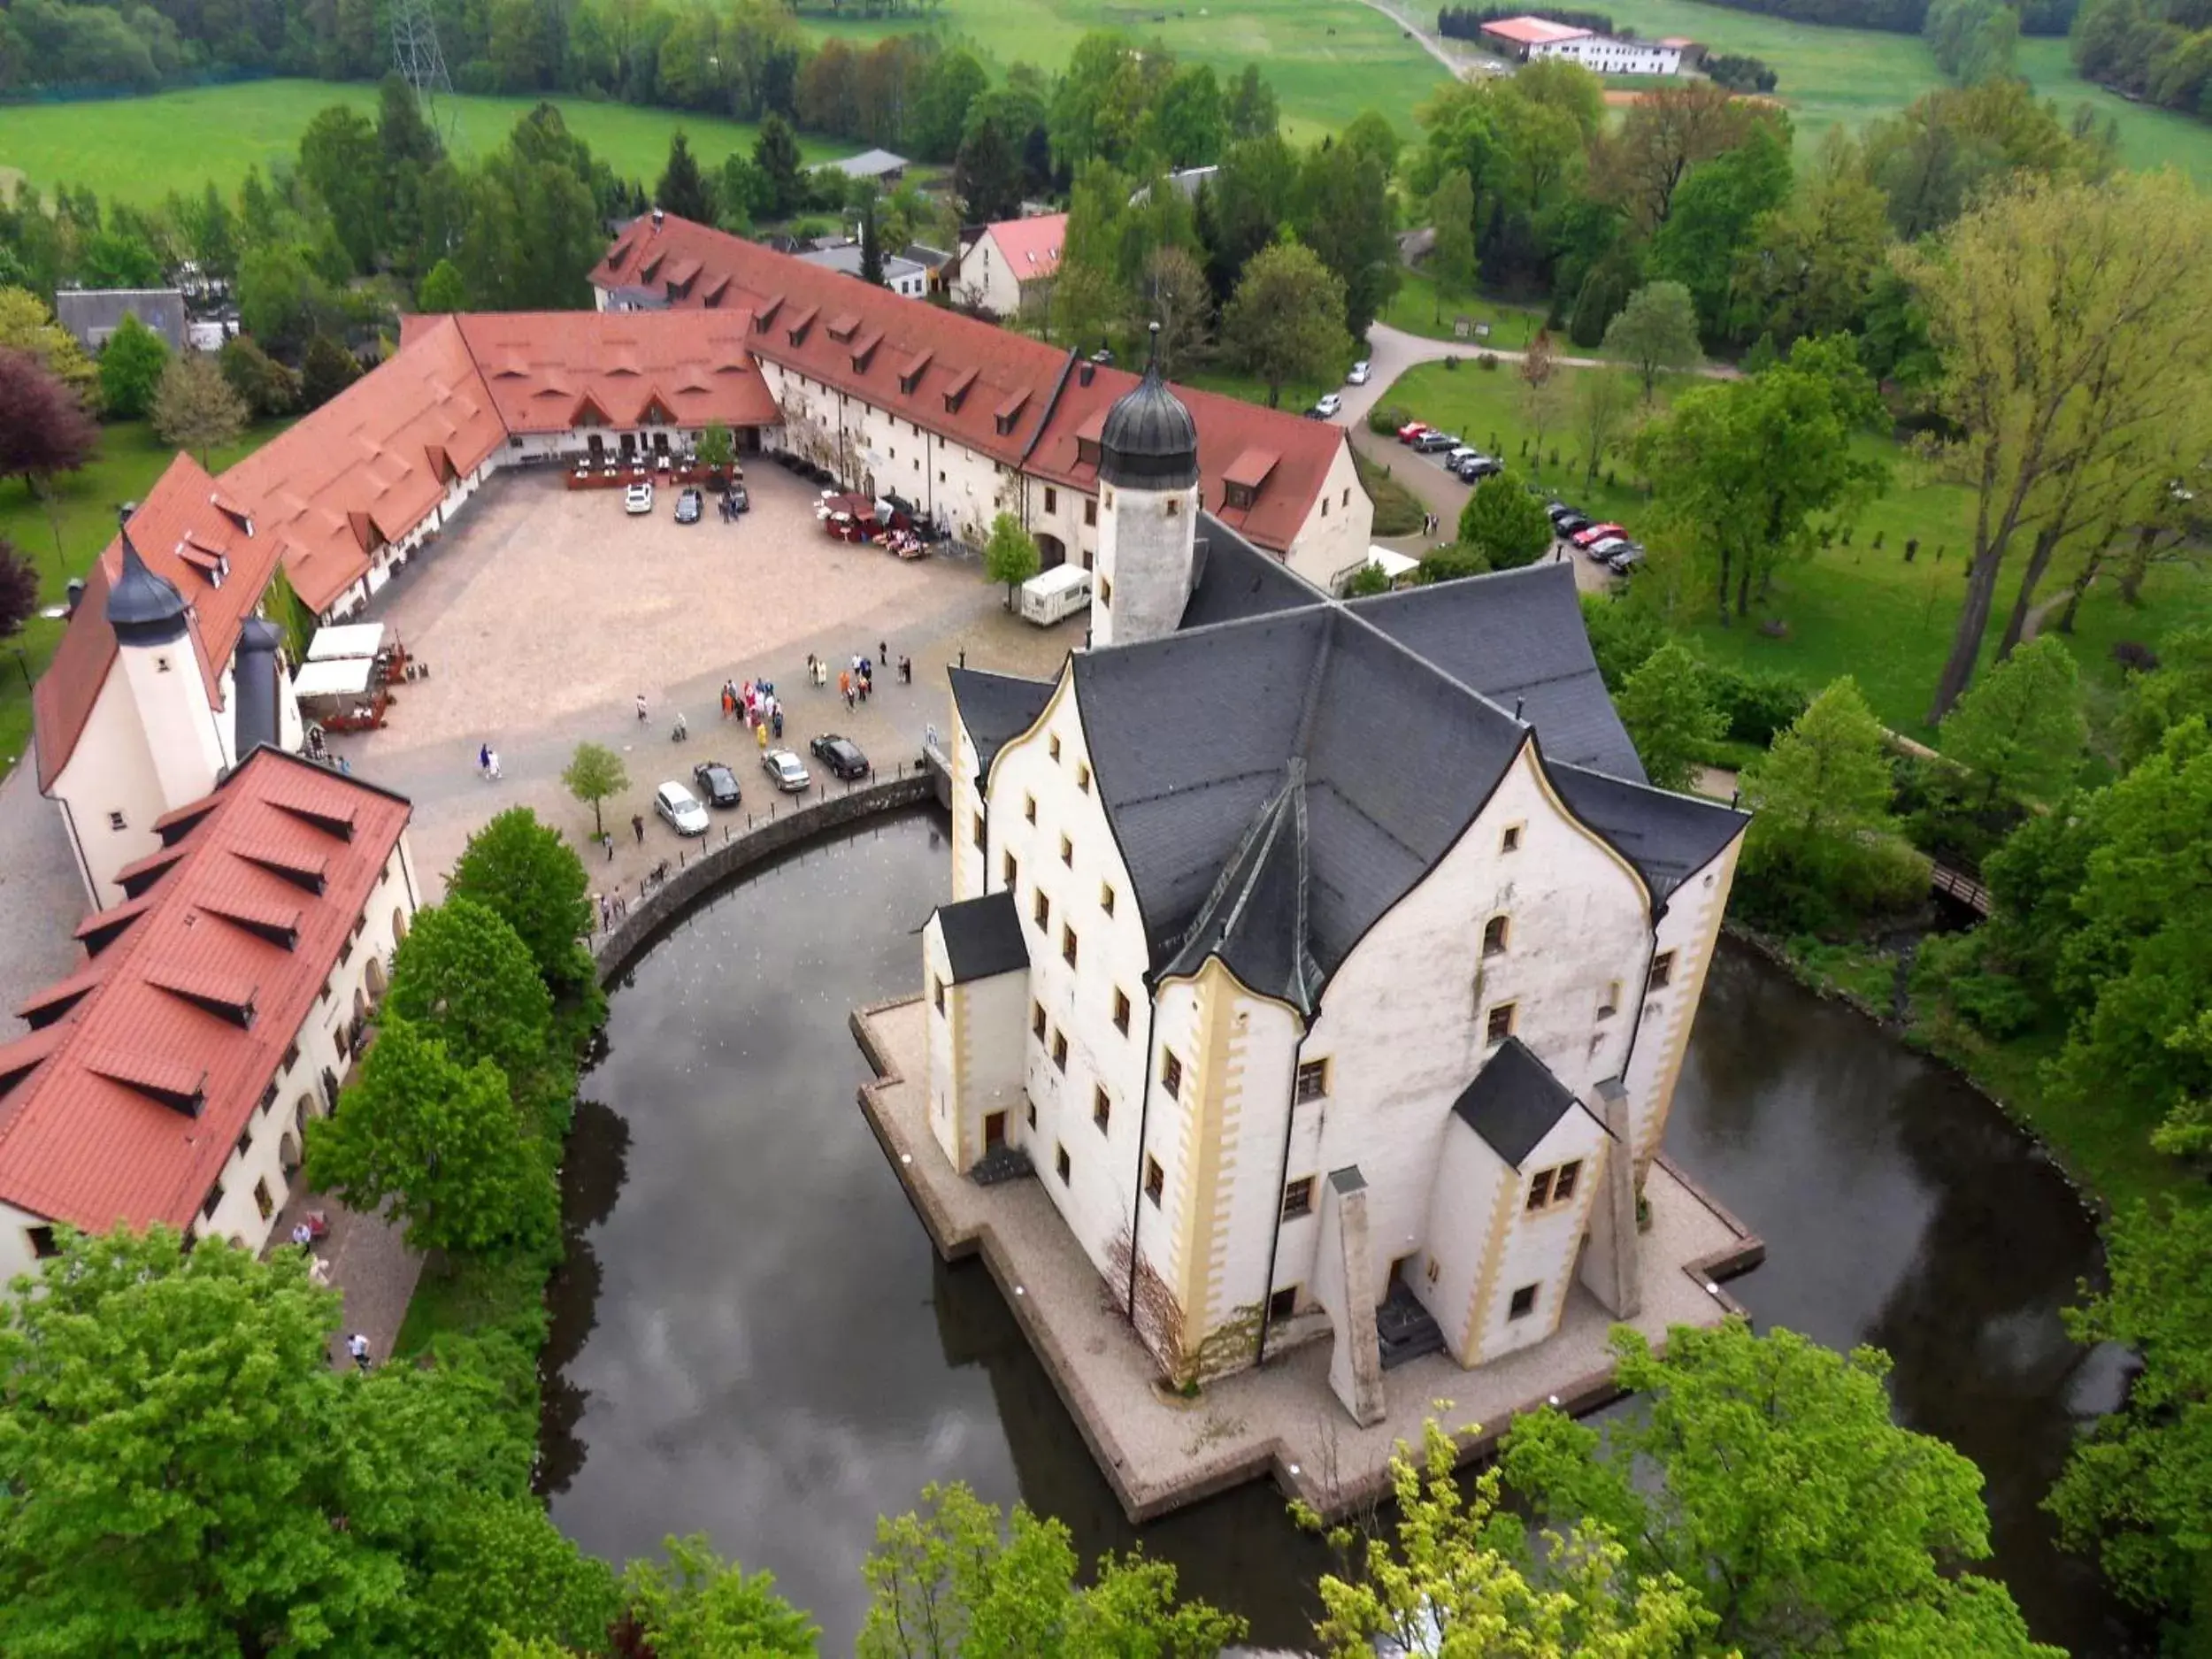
[0,419,286,782]
[1378,268,1724,369]
[0,80,849,206]
[797,0,1448,144]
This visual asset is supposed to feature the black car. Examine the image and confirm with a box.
[674,487,703,525]
[691,760,742,808]
[809,733,870,780]
[726,483,749,513]
[1454,454,1502,480]
[1546,501,1581,525]
[1553,511,1593,537]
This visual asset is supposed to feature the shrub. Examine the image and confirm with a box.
[2112,640,2161,673]
[1705,664,1811,746]
[1580,593,1668,689]
[1477,352,1499,371]
[1910,931,2041,1039]
[1368,403,1411,435]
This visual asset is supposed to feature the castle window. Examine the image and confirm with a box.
[1077,763,1092,794]
[1509,1284,1539,1320]
[1093,1086,1111,1132]
[107,811,127,832]
[972,812,986,849]
[1052,1030,1068,1071]
[1269,1286,1297,1320]
[1084,500,1097,526]
[156,655,172,672]
[1161,1048,1183,1098]
[1648,951,1676,991]
[1025,794,1037,825]
[1033,890,1050,931]
[1486,1002,1517,1044]
[1059,834,1072,866]
[1280,1176,1314,1219]
[1145,1156,1164,1205]
[1048,734,1062,763]
[1099,881,1114,916]
[1294,1059,1329,1102]
[27,1225,58,1260]
[1501,823,1523,854]
[1599,980,1620,1018]
[253,1179,273,1220]
[1003,851,1018,889]
[1056,1144,1071,1184]
[1100,578,1113,606]
[1164,497,1180,517]
[1527,1169,1554,1210]
[1061,925,1078,969]
[1044,487,1058,513]
[1033,1001,1047,1041]
[1482,916,1509,957]
[1553,1161,1581,1202]
[933,977,946,1014]
[1343,488,1351,507]
[202,1181,224,1221]
[1027,1101,1037,1128]
[1112,987,1131,1033]
[1425,1256,1441,1286]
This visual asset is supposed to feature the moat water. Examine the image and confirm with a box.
[541,809,2141,1655]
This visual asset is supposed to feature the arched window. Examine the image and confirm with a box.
[1482,915,1509,957]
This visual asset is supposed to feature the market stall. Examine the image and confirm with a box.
[292,657,388,732]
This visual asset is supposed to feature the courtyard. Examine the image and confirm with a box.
[330,460,1074,889]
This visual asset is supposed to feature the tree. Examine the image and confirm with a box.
[695,421,736,475]
[2049,1199,2212,1624]
[298,104,383,273]
[861,1482,1242,1657]
[1617,642,1725,792]
[1595,81,1771,233]
[1457,472,1555,570]
[1427,167,1476,323]
[1733,132,1891,349]
[619,1534,817,1656]
[412,1494,621,1658]
[0,287,100,409]
[1895,174,2212,723]
[382,897,554,1082]
[0,348,98,495]
[984,511,1041,609]
[1576,365,1636,490]
[96,311,168,420]
[1046,259,1127,350]
[1926,0,2019,82]
[1501,1322,2059,1657]
[77,230,163,289]
[150,352,246,465]
[655,130,713,221]
[913,49,990,161]
[300,334,359,410]
[1518,330,1566,466]
[1225,64,1279,141]
[1939,635,2084,807]
[308,1017,557,1260]
[1646,120,1793,342]
[0,539,37,643]
[563,741,629,843]
[1221,238,1352,409]
[1602,280,1700,403]
[218,334,296,420]
[447,805,597,995]
[417,257,467,313]
[1144,245,1213,374]
[2117,625,2212,769]
[237,243,337,358]
[955,117,1023,228]
[1293,138,1399,340]
[752,113,805,219]
[858,186,885,287]
[1306,1420,1711,1657]
[1151,63,1227,168]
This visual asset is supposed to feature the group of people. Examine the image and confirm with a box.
[595,889,630,931]
[810,645,912,712]
[721,678,785,744]
[476,741,503,780]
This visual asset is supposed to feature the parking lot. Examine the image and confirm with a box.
[1383,424,1631,595]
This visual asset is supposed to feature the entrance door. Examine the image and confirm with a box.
[588,433,605,458]
[984,1110,1007,1152]
[619,433,636,457]
[1037,533,1067,570]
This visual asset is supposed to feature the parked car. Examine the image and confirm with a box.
[761,748,811,792]
[691,760,741,808]
[1347,360,1371,385]
[1546,501,1581,526]
[1446,446,1481,466]
[1412,431,1460,453]
[1397,420,1431,443]
[727,483,749,513]
[1586,535,1632,559]
[674,487,703,525]
[1571,522,1626,549]
[1552,511,1593,537]
[653,780,710,836]
[1605,545,1645,573]
[1309,392,1343,419]
[1454,454,1502,480]
[809,733,871,780]
[624,482,654,516]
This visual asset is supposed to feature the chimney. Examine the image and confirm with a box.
[1078,361,1095,388]
[118,501,138,527]
[651,207,666,233]
[65,578,85,617]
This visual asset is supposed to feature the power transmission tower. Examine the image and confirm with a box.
[390,0,455,120]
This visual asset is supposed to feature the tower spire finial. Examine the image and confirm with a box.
[1146,320,1161,372]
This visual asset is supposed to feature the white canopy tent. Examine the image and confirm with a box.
[291,657,379,702]
[306,622,386,663]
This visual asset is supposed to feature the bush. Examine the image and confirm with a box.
[1892,752,2024,870]
[2112,640,2161,673]
[1368,403,1410,435]
[1738,832,1929,935]
[1706,664,1811,746]
[1909,930,2040,1039]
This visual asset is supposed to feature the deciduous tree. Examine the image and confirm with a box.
[447,805,598,996]
[1939,634,2085,806]
[1595,81,1772,233]
[0,346,98,489]
[1221,238,1351,409]
[1292,137,1398,340]
[1575,364,1636,489]
[300,333,359,409]
[383,897,554,1083]
[954,116,1022,228]
[1895,173,2212,722]
[1602,280,1700,402]
[96,311,168,420]
[984,511,1041,609]
[1426,167,1476,323]
[0,539,35,642]
[150,350,247,465]
[1046,258,1127,350]
[416,257,467,313]
[1457,471,1554,570]
[563,741,629,842]
[0,287,100,409]
[1501,1321,2058,1657]
[620,1534,818,1657]
[1618,641,1725,791]
[1144,245,1213,374]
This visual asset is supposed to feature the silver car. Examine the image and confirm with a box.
[654,780,710,836]
[761,748,811,793]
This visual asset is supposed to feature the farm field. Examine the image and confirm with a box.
[1596,0,2212,176]
[0,421,287,782]
[0,81,848,206]
[797,0,1450,143]
[1375,360,2212,740]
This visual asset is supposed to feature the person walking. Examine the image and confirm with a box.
[347,1333,372,1371]
[632,813,646,845]
[839,668,851,701]
[486,749,502,780]
[772,705,784,740]
[478,741,491,775]
[597,893,611,930]
[878,640,888,666]
[635,693,649,723]
[755,718,769,751]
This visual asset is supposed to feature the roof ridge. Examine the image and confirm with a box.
[1290,618,1337,758]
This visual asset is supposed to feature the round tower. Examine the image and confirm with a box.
[109,534,226,814]
[1093,325,1199,649]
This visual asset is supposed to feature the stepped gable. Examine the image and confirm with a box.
[590,214,1348,553]
[33,453,273,792]
[0,749,411,1235]
[224,315,506,614]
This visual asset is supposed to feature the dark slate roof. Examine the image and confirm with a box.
[231,618,284,755]
[1179,514,1322,630]
[935,890,1029,983]
[1347,562,1646,781]
[948,666,1055,782]
[1451,1038,1591,1169]
[55,288,188,354]
[1550,762,1747,908]
[1099,350,1199,490]
[106,534,189,645]
[1162,762,1324,1014]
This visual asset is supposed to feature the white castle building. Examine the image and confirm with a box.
[919,361,1747,1420]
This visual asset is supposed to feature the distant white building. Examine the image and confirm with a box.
[795,241,930,299]
[1480,15,1684,73]
[920,365,1747,1422]
[55,288,189,354]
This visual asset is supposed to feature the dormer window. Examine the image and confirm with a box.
[1224,482,1256,511]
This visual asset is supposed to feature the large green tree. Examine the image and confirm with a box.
[1456,471,1554,570]
[297,104,383,273]
[983,511,1041,608]
[447,806,597,996]
[1292,136,1399,340]
[655,129,713,221]
[1602,280,1701,403]
[619,1534,817,1656]
[1220,237,1351,409]
[382,897,554,1082]
[1426,167,1476,323]
[1939,634,2085,807]
[1618,641,1725,792]
[96,311,168,420]
[1501,1322,2058,1657]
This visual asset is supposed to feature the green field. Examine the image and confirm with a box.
[1595,0,2212,176]
[0,81,848,206]
[1379,359,2212,739]
[0,420,286,781]
[797,0,1449,145]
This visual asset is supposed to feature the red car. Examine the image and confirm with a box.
[1397,421,1431,444]
[1571,522,1626,549]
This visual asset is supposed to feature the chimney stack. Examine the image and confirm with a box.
[1078,361,1095,388]
[65,578,85,617]
[651,207,666,232]
[118,501,138,527]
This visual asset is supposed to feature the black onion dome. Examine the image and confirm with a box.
[106,534,188,647]
[1100,336,1199,492]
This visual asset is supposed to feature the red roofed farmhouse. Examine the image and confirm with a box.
[952,211,1067,319]
[0,746,418,1284]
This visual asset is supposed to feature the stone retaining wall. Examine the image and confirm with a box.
[590,773,936,985]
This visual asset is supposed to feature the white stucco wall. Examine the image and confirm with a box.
[1094,477,1199,648]
[1278,441,1373,595]
[54,661,186,908]
[1621,834,1743,1165]
[1417,1113,1503,1361]
[1464,1107,1606,1363]
[922,917,1030,1173]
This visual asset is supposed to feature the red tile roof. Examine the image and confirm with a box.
[32,453,276,793]
[978,213,1067,284]
[588,215,1350,552]
[0,748,411,1236]
[1482,14,1592,42]
[225,316,509,616]
[434,311,780,434]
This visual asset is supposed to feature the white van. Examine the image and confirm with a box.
[1019,565,1092,626]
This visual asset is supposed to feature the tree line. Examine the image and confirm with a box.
[1623,0,2076,35]
[1436,4,1624,41]
[2072,0,2212,119]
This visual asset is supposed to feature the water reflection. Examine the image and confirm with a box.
[545,812,2134,1655]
